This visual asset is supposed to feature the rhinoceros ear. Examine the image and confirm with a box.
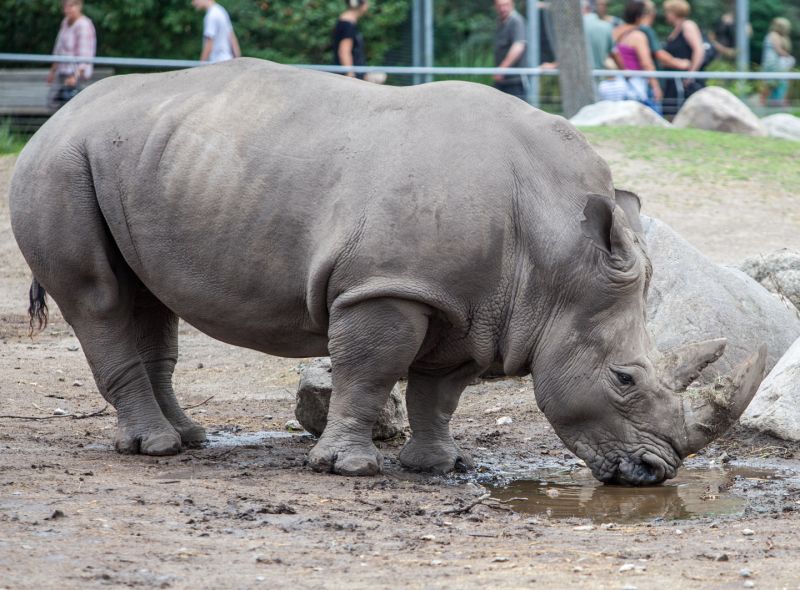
[613,188,644,236]
[581,194,616,254]
[581,194,639,271]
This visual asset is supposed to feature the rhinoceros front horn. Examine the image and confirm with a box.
[681,344,768,456]
[658,338,728,392]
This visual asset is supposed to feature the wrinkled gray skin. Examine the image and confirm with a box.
[9,59,765,484]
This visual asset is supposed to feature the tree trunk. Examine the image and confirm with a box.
[550,0,595,118]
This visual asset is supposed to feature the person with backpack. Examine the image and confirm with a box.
[599,0,662,111]
[661,0,707,117]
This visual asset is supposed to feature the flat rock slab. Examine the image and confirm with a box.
[643,216,800,382]
[742,336,800,441]
[571,100,671,128]
[673,87,766,136]
[740,249,800,311]
[294,357,407,440]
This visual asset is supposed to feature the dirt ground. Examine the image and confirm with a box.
[2,139,800,590]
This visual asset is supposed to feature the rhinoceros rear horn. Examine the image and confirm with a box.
[681,344,768,456]
[658,338,727,392]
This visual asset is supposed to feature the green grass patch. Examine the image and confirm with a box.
[0,120,27,155]
[579,126,800,191]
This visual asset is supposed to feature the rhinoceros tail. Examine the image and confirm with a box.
[28,278,48,336]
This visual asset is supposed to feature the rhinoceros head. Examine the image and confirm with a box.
[530,190,766,485]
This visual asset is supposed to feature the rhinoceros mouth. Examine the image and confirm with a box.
[607,452,678,486]
[591,448,680,486]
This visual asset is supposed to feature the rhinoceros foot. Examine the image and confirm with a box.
[399,436,473,474]
[167,420,207,447]
[114,423,182,456]
[307,438,384,476]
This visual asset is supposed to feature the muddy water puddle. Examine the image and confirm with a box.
[490,466,786,523]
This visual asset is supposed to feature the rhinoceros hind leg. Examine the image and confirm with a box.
[133,285,206,446]
[308,298,430,476]
[399,365,476,474]
[14,168,182,456]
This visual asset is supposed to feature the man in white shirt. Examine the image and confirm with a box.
[191,0,241,63]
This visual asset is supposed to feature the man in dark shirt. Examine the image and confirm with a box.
[493,0,528,100]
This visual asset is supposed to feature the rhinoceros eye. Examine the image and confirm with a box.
[612,369,635,386]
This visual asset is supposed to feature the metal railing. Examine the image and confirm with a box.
[2,52,799,81]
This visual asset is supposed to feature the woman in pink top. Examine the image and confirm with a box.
[611,0,662,106]
[47,0,96,107]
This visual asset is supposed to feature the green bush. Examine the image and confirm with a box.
[0,0,410,66]
[0,119,26,154]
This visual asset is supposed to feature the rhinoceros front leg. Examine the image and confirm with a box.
[133,287,206,446]
[308,298,430,476]
[399,365,477,473]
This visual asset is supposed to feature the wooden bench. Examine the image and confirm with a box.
[0,67,115,131]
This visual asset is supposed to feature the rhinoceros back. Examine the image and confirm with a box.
[12,59,613,358]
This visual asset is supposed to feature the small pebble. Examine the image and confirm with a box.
[72,380,83,387]
[546,488,560,498]
[496,416,513,426]
[196,363,204,369]
[483,406,502,414]
[740,568,752,578]
[420,534,436,541]
[618,563,635,573]
[492,556,509,563]
[743,582,755,589]
[675,529,683,535]
[601,523,617,530]
[66,345,79,351]
[573,524,594,531]
[573,566,583,573]
[741,528,755,536]
[53,408,68,416]
[430,560,443,566]
[284,419,303,431]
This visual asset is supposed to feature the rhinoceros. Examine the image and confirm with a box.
[10,59,765,485]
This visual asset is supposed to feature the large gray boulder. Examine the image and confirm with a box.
[571,100,671,128]
[740,249,800,311]
[643,216,800,382]
[761,113,800,142]
[673,87,766,137]
[295,357,407,440]
[741,337,800,441]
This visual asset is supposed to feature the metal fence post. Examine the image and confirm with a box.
[423,0,434,83]
[735,0,749,97]
[526,0,540,107]
[412,0,422,85]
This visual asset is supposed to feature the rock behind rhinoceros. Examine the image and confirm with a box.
[761,113,800,142]
[673,87,766,137]
[740,249,800,311]
[741,336,800,441]
[570,100,671,128]
[643,216,800,382]
[295,357,407,440]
